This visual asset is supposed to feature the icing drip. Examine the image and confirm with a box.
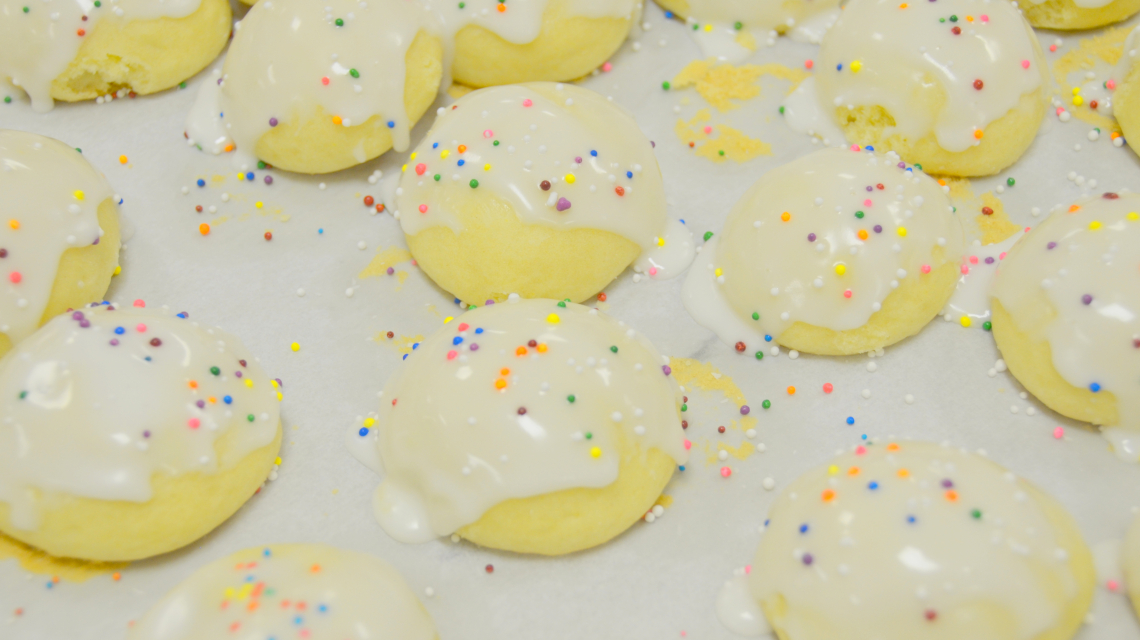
[0,0,202,112]
[672,0,841,61]
[750,441,1086,640]
[942,229,1024,328]
[347,298,688,543]
[682,146,963,346]
[716,574,772,637]
[815,0,1043,153]
[396,83,694,279]
[1115,26,1140,88]
[0,130,111,343]
[991,194,1140,435]
[128,544,437,640]
[432,0,638,43]
[185,0,437,164]
[0,306,281,530]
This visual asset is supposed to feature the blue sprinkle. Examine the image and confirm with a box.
[1090,382,1101,392]
[245,171,254,181]
[387,121,395,128]
[475,328,484,334]
[294,616,303,626]
[452,336,464,345]
[590,150,598,157]
[764,335,773,342]
[358,427,369,437]
[799,523,809,534]
[846,416,855,425]
[457,159,466,166]
[224,395,233,404]
[764,519,770,527]
[263,548,272,557]
[432,142,439,149]
[665,10,674,17]
[861,434,868,440]
[403,354,408,360]
[626,171,633,179]
[907,515,917,524]
[114,326,125,335]
[46,582,53,589]
[865,145,874,151]
[868,481,879,490]
[678,465,686,471]
[318,605,328,613]
[196,179,205,187]
[412,343,420,350]
[245,575,255,583]
[177,312,188,319]
[679,218,686,224]
[144,356,152,362]
[837,63,843,71]
[318,228,324,234]
[454,298,461,304]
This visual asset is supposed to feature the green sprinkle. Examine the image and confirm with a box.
[257,161,267,169]
[609,345,618,353]
[469,179,479,189]
[971,509,982,519]
[22,5,29,11]
[951,206,957,213]
[949,14,958,21]
[779,105,785,115]
[247,414,255,422]
[179,81,186,89]
[982,321,992,331]
[692,23,699,30]
[939,17,945,22]
[335,17,344,26]
[734,21,743,30]
[433,174,441,181]
[681,404,688,412]
[1006,177,1015,186]
[585,432,593,440]
[662,81,671,90]
[855,210,864,219]
[703,231,714,241]
[754,351,764,360]
[557,301,567,308]
[914,163,922,171]
[75,148,81,153]
[93,0,100,5]
[719,150,725,156]
[751,312,759,320]
[493,140,500,146]
[349,68,360,78]
[467,304,476,310]
[762,399,771,409]
[210,366,221,376]
[3,96,10,104]
[18,391,27,400]
[567,394,576,403]
[458,2,465,7]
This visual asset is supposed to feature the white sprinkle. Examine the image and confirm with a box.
[904,394,915,404]
[763,477,776,490]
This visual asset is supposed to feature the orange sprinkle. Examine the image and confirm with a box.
[247,601,260,612]
[494,379,507,390]
[944,490,959,502]
[973,129,984,139]
[897,468,910,478]
[77,28,85,36]
[458,144,467,153]
[1068,204,1081,213]
[886,442,900,451]
[112,572,121,581]
[821,489,836,502]
[899,2,907,7]
[857,229,868,240]
[199,223,210,235]
[188,381,198,389]
[331,115,342,125]
[500,368,510,376]
[223,144,235,153]
[847,466,860,476]
[208,396,217,403]
[496,2,506,10]
[536,343,548,353]
[8,220,19,230]
[309,564,321,574]
[118,155,127,164]
[787,386,796,395]
[965,14,973,20]
[780,212,791,222]
[515,346,527,356]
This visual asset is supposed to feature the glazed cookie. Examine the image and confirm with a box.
[814,0,1047,177]
[743,441,1095,640]
[186,0,444,174]
[0,130,121,359]
[128,544,437,640]
[1020,0,1140,30]
[396,82,693,305]
[991,193,1140,458]
[0,305,282,562]
[1114,27,1140,156]
[348,298,688,556]
[683,146,964,357]
[439,0,640,88]
[0,0,230,111]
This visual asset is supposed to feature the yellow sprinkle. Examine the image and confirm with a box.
[224,587,236,599]
[444,316,454,324]
[714,267,723,277]
[1128,212,1138,221]
[73,190,85,201]
[290,342,300,352]
[402,164,408,172]
[363,418,375,427]
[113,265,122,276]
[897,227,907,237]
[850,60,862,73]
[1072,87,1081,95]
[277,391,283,401]
[237,173,244,180]
[835,264,846,276]
[828,465,839,475]
[271,380,279,388]
[118,155,127,164]
[1088,220,1102,230]
[441,150,450,159]
[547,313,560,324]
[244,379,254,388]
[410,152,417,160]
[484,164,491,171]
[7,220,18,230]
[255,201,263,209]
[275,457,282,465]
[703,24,712,32]
[656,237,665,247]
[1073,96,1084,106]
[565,174,576,184]
[590,447,601,458]
[960,316,972,328]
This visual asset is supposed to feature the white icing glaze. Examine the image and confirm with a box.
[682,146,963,349]
[185,0,437,166]
[816,0,1044,153]
[128,544,437,640]
[942,229,1024,328]
[0,305,280,530]
[0,0,201,112]
[432,0,638,43]
[396,82,694,279]
[347,298,688,544]
[781,77,851,145]
[0,129,112,344]
[716,574,773,637]
[1115,26,1140,90]
[750,441,1087,640]
[991,194,1140,435]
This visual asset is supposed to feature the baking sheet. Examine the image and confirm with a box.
[3,3,1140,638]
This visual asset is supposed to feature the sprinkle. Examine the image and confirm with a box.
[590,447,601,458]
[720,466,732,478]
[780,212,791,222]
[199,223,210,235]
[787,386,796,395]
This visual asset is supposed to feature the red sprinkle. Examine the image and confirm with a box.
[485,564,494,574]
[717,426,726,434]
[823,383,834,393]
[734,341,746,352]
[264,231,273,241]
[598,292,607,302]
[364,196,374,207]
[982,207,994,216]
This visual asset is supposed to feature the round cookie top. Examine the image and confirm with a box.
[816,0,1043,153]
[433,0,639,41]
[687,146,962,341]
[128,544,437,640]
[0,130,113,344]
[0,0,202,112]
[395,82,694,278]
[347,298,688,543]
[187,0,438,160]
[750,441,1088,640]
[0,304,280,531]
[991,193,1140,431]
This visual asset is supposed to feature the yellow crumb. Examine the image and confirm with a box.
[675,110,771,163]
[671,60,809,111]
[358,246,413,279]
[654,494,674,508]
[975,192,1020,245]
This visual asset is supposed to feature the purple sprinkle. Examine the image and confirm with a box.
[802,553,814,566]
[485,300,495,306]
[556,197,572,212]
[651,141,656,148]
[662,365,672,376]
[110,338,120,346]
[1081,294,1093,305]
[941,479,953,488]
[386,267,395,275]
[269,117,278,127]
[808,233,817,242]
[984,257,994,264]
[740,405,751,415]
[264,176,273,185]
[196,400,206,409]
[79,320,90,328]
[469,343,479,351]
[574,156,582,163]
[71,311,84,320]
[1047,242,1057,250]
[275,378,283,387]
[873,225,883,233]
[897,162,905,168]
[143,430,151,438]
[92,237,100,245]
[216,78,223,86]
[866,186,873,192]
[235,371,242,378]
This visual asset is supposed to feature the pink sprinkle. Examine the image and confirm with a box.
[522,99,533,107]
[979,14,988,21]
[1107,80,1117,90]
[1056,107,1066,116]
[920,264,931,274]
[321,76,330,85]
[855,445,867,455]
[1108,580,1120,592]
[457,322,469,331]
[805,60,814,69]
[1053,426,1065,439]
[744,565,752,574]
[863,199,872,206]
[7,271,20,284]
[482,129,494,139]
[683,439,691,450]
[969,255,979,265]
[843,289,852,298]
[720,466,732,478]
[1022,60,1031,69]
[1049,44,1057,52]
[823,383,834,393]
[136,323,147,333]
[648,267,658,276]
[418,204,428,214]
[188,418,200,429]
[1000,251,1008,260]
[703,126,713,134]
[851,144,861,151]
[446,350,458,360]
[415,163,426,176]
[961,265,970,275]
[133,299,145,307]
[602,62,613,72]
